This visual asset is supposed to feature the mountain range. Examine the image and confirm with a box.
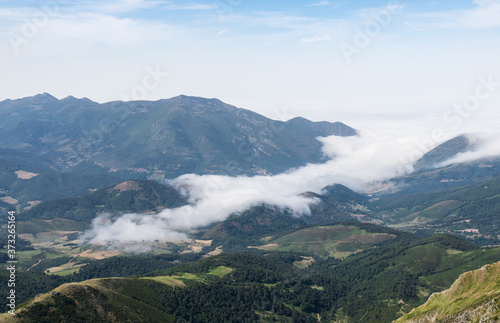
[0,93,355,178]
[2,94,500,322]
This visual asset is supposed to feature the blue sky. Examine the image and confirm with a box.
[1,0,499,134]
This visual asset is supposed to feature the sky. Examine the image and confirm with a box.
[1,0,500,134]
[2,0,498,247]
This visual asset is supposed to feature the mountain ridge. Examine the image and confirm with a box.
[0,94,357,179]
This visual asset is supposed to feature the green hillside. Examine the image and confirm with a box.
[0,278,177,323]
[4,231,500,322]
[256,224,397,258]
[19,179,187,223]
[1,254,325,322]
[373,175,500,246]
[395,261,500,322]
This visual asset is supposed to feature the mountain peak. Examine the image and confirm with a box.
[413,135,471,171]
[286,117,357,137]
[33,92,58,101]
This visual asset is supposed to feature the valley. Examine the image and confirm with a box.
[1,95,500,322]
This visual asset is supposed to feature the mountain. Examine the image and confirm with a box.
[19,179,187,224]
[387,135,500,195]
[395,261,500,322]
[413,135,471,172]
[328,234,500,321]
[371,175,500,246]
[0,253,327,322]
[5,182,372,277]
[0,149,126,211]
[0,94,356,179]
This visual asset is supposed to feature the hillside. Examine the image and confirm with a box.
[0,94,356,179]
[395,261,500,322]
[0,149,125,211]
[0,254,324,322]
[372,175,500,246]
[19,179,187,223]
[412,135,471,172]
[0,278,177,323]
[4,226,500,322]
[253,224,397,258]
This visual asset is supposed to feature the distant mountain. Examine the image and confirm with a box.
[385,135,500,195]
[371,175,500,246]
[0,94,357,178]
[306,184,370,224]
[0,148,125,211]
[17,182,368,238]
[413,135,471,171]
[19,180,187,224]
[395,261,500,322]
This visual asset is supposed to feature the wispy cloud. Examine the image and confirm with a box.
[217,28,229,37]
[164,3,214,11]
[405,0,500,30]
[308,1,332,7]
[301,34,330,43]
[71,0,167,14]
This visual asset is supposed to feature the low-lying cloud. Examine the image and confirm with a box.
[437,132,500,167]
[81,130,500,250]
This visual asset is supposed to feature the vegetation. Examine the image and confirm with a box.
[3,97,500,321]
[19,180,187,222]
[396,261,500,322]
[3,233,500,322]
[372,175,500,246]
[0,95,356,181]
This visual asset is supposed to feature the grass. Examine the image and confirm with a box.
[409,200,462,221]
[420,247,500,289]
[397,261,500,322]
[0,278,177,322]
[18,218,88,234]
[293,256,315,269]
[261,225,395,258]
[143,266,233,287]
[51,266,82,276]
[208,266,233,277]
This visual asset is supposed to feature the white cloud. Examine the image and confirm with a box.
[405,0,500,30]
[82,129,434,249]
[437,132,500,167]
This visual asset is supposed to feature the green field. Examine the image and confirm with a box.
[257,225,396,258]
[144,266,233,287]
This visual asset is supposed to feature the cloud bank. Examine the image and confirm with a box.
[81,130,500,250]
[437,132,500,167]
[82,130,434,248]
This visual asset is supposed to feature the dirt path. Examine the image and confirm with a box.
[27,259,42,272]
